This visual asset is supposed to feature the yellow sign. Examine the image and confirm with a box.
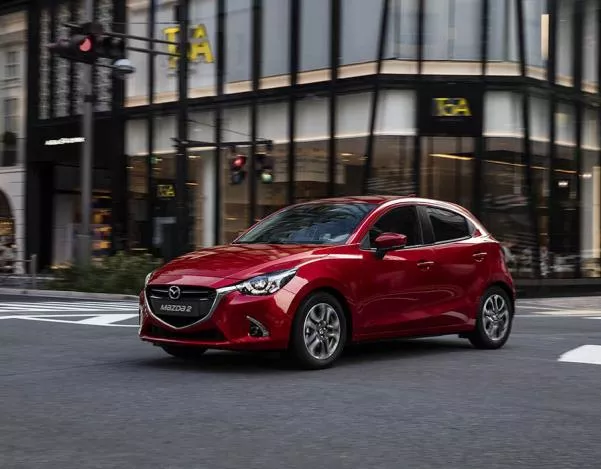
[432,98,472,117]
[157,184,175,198]
[163,24,214,69]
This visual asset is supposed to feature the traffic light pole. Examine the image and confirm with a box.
[78,0,94,266]
[175,0,190,256]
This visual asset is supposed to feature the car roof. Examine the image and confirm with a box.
[297,195,408,205]
[295,195,483,226]
[296,195,466,210]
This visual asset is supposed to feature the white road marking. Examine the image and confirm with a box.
[0,313,139,327]
[77,314,138,325]
[0,301,137,313]
[558,345,601,365]
[516,304,567,311]
[531,309,601,316]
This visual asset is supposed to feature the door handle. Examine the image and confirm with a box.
[417,260,434,270]
[473,252,487,262]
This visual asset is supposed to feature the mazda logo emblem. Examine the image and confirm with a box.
[168,286,181,300]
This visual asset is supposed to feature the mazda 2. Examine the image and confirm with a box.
[139,196,515,369]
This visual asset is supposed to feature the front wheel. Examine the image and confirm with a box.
[467,286,514,349]
[161,345,207,360]
[289,292,347,370]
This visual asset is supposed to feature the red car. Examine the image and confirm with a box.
[139,196,515,369]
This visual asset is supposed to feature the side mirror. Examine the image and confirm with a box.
[374,233,407,259]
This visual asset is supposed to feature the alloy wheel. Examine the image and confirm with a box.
[482,293,510,341]
[302,302,342,360]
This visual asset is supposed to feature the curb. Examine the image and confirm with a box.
[0,287,139,301]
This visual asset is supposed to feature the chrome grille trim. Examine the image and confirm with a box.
[143,284,237,330]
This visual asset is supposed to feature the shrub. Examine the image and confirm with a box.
[47,251,163,295]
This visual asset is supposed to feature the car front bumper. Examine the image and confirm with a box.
[138,285,295,351]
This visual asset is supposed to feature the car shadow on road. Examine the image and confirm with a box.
[135,337,476,374]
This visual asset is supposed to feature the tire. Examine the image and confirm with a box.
[161,345,207,360]
[466,286,514,349]
[289,291,348,370]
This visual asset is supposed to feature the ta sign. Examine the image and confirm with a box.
[432,98,472,117]
[418,84,483,137]
[163,25,214,69]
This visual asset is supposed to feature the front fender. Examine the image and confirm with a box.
[282,260,359,320]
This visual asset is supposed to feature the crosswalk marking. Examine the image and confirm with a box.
[2,313,139,327]
[0,301,137,313]
[524,309,601,317]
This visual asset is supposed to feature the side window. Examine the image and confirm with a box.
[364,206,422,248]
[426,206,470,243]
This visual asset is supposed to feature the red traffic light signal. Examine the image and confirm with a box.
[232,156,247,168]
[230,155,247,185]
[48,34,97,64]
[79,37,92,52]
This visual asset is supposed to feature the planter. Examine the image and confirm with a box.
[2,131,17,146]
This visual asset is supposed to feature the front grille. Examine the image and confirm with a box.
[146,285,217,328]
[147,324,225,342]
[147,286,216,300]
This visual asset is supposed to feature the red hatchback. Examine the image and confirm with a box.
[139,196,515,369]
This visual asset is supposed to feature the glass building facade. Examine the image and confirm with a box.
[25,0,601,281]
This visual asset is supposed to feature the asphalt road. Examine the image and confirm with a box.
[1,295,601,469]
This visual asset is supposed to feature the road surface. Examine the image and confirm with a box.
[1,294,600,469]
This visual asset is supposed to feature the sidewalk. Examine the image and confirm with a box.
[0,276,599,301]
[516,277,601,298]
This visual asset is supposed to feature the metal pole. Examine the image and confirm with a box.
[31,254,37,290]
[175,0,189,256]
[77,0,94,266]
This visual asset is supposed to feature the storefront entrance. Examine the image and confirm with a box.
[0,189,15,272]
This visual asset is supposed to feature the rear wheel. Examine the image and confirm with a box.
[289,292,347,370]
[161,345,207,360]
[466,286,513,349]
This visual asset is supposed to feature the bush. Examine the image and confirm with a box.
[47,251,163,295]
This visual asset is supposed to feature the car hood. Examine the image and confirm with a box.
[148,244,330,288]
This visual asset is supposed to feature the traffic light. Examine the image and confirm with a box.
[48,34,98,64]
[47,22,128,67]
[230,155,247,185]
[255,153,274,184]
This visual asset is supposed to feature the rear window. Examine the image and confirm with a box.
[426,206,470,242]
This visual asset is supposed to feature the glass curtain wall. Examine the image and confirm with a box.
[126,0,601,280]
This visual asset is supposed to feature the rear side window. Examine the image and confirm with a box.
[426,206,470,243]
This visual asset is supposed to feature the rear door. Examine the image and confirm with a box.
[356,204,439,337]
[417,204,488,328]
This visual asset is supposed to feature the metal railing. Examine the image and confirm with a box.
[0,254,40,289]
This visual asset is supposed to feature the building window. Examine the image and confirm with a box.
[341,0,383,66]
[556,0,574,84]
[261,0,290,78]
[5,51,19,79]
[4,98,18,132]
[420,137,475,212]
[300,0,331,72]
[488,0,518,62]
[424,0,481,61]
[226,0,252,83]
[583,0,599,91]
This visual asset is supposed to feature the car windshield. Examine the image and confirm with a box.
[234,203,377,245]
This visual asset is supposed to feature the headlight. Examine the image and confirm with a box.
[144,271,153,287]
[236,269,297,296]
